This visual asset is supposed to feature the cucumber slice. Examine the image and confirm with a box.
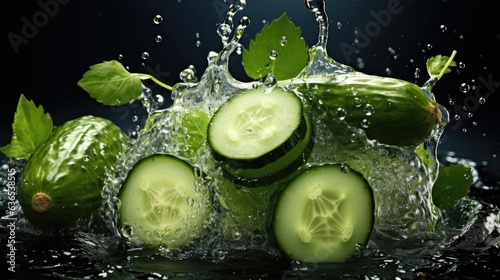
[272,163,374,263]
[207,87,313,185]
[118,154,209,248]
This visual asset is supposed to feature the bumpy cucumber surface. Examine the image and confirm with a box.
[118,154,209,248]
[290,72,446,147]
[20,115,128,230]
[272,163,374,263]
[207,87,313,186]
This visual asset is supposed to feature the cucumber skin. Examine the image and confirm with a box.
[293,73,446,147]
[20,115,128,230]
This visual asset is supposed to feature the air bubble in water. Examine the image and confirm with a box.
[141,52,150,60]
[153,15,163,24]
[459,83,470,93]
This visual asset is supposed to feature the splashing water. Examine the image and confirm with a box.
[2,0,500,278]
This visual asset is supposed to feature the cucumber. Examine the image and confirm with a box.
[290,72,446,147]
[207,87,313,186]
[19,115,128,230]
[118,154,210,248]
[272,163,374,263]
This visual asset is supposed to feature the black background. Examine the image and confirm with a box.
[2,0,500,176]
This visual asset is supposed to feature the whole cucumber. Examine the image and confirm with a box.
[19,115,128,230]
[291,72,448,147]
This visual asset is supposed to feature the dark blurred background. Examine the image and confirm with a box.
[2,0,500,178]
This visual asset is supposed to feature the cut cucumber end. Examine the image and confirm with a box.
[272,163,375,263]
[32,193,52,213]
[118,154,210,249]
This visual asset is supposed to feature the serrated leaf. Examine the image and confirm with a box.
[0,94,53,159]
[77,60,143,106]
[432,164,473,210]
[242,13,309,81]
[426,54,457,79]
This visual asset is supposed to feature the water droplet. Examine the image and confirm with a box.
[479,97,486,104]
[459,83,470,93]
[385,68,392,75]
[153,15,163,24]
[155,35,162,43]
[83,156,90,162]
[462,128,467,133]
[493,154,497,159]
[279,35,287,46]
[195,32,200,38]
[141,52,150,60]
[217,23,232,43]
[467,112,473,118]
[361,119,370,128]
[180,65,197,83]
[387,47,396,55]
[364,104,375,116]
[448,98,455,105]
[454,114,461,121]
[340,163,350,174]
[269,50,278,60]
[196,40,201,47]
[336,108,347,120]
[353,97,362,107]
[118,54,124,60]
[440,25,447,32]
[427,44,433,50]
[458,62,465,69]
[132,115,139,122]
[337,22,342,29]
[472,121,478,126]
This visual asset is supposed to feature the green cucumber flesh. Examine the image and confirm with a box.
[208,87,313,185]
[19,115,128,230]
[272,163,374,263]
[118,154,209,248]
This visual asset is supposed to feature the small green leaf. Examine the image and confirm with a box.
[426,52,457,80]
[432,164,473,210]
[77,60,143,106]
[0,94,53,159]
[415,144,434,169]
[178,109,210,158]
[242,13,309,81]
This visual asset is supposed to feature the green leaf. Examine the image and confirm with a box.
[0,94,53,159]
[178,109,210,158]
[77,60,143,106]
[415,143,434,169]
[242,13,309,81]
[432,164,473,210]
[426,52,457,80]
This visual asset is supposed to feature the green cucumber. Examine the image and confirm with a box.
[272,163,374,263]
[217,179,277,237]
[207,87,313,186]
[118,154,210,248]
[289,72,446,147]
[19,115,128,230]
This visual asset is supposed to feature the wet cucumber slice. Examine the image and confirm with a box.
[207,87,313,186]
[272,163,375,263]
[118,154,209,248]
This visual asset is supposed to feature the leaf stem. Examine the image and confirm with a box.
[437,50,457,80]
[137,74,173,91]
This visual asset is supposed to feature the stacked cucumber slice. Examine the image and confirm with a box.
[207,87,313,186]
